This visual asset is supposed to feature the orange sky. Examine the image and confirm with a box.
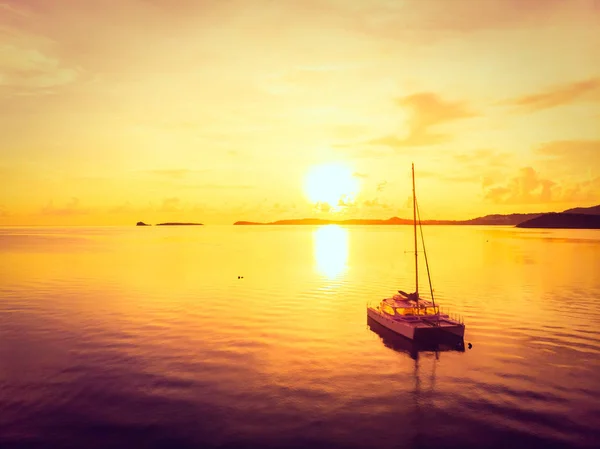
[1,0,599,225]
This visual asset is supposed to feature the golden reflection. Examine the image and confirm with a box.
[313,225,349,279]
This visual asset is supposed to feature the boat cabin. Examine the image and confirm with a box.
[380,296,439,317]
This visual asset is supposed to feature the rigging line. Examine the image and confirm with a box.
[412,163,418,298]
[415,198,437,316]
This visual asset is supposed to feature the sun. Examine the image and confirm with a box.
[304,163,359,210]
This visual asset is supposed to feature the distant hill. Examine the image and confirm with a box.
[562,205,600,215]
[136,221,150,226]
[460,213,544,225]
[233,204,600,227]
[234,217,411,225]
[516,213,600,229]
[233,214,543,226]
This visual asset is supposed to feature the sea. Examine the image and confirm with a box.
[1,225,599,449]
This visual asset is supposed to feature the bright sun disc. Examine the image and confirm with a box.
[304,163,359,208]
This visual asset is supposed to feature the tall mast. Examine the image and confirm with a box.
[412,163,418,298]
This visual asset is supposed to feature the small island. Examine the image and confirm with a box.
[516,213,600,229]
[136,221,150,226]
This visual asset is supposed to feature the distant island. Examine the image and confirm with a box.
[136,221,203,226]
[234,204,600,229]
[234,214,544,226]
[516,213,600,229]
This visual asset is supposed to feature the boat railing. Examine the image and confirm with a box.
[439,306,464,325]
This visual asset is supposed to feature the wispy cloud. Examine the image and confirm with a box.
[189,184,254,190]
[535,139,600,159]
[368,93,477,149]
[0,2,31,18]
[534,140,600,176]
[376,181,388,192]
[501,78,600,112]
[418,170,479,183]
[142,169,208,179]
[0,44,80,91]
[159,197,181,213]
[109,201,136,214]
[314,202,332,213]
[41,198,89,216]
[352,172,368,178]
[453,149,512,167]
[363,198,390,209]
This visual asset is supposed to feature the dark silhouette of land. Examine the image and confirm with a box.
[563,205,600,215]
[136,222,203,226]
[233,216,537,226]
[516,213,600,229]
[234,204,600,227]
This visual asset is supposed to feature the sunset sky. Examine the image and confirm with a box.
[1,0,599,225]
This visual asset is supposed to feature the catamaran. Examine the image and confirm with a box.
[366,164,465,340]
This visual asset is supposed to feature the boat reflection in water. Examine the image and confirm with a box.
[367,315,465,360]
[368,315,466,448]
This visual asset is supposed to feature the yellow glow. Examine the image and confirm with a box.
[0,1,598,225]
[313,225,349,279]
[304,164,359,210]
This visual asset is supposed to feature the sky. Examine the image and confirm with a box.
[1,0,599,225]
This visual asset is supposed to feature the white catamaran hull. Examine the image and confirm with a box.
[367,307,465,340]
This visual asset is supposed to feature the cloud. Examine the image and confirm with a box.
[535,139,600,160]
[376,181,388,192]
[534,140,600,176]
[109,201,136,214]
[484,167,554,204]
[352,172,368,178]
[300,0,571,47]
[190,184,254,190]
[314,202,332,213]
[501,78,600,112]
[368,93,477,149]
[0,28,80,93]
[363,198,390,209]
[453,149,512,167]
[0,2,30,17]
[139,169,252,190]
[418,170,479,183]
[41,198,89,216]
[483,167,600,205]
[481,174,500,189]
[451,150,513,187]
[160,197,181,213]
[142,169,208,179]
[556,176,600,204]
[107,199,208,216]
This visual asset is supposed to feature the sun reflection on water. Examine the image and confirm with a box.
[313,225,349,279]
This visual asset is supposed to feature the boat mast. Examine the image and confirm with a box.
[412,163,418,300]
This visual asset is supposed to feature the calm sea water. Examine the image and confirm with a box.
[1,225,599,449]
